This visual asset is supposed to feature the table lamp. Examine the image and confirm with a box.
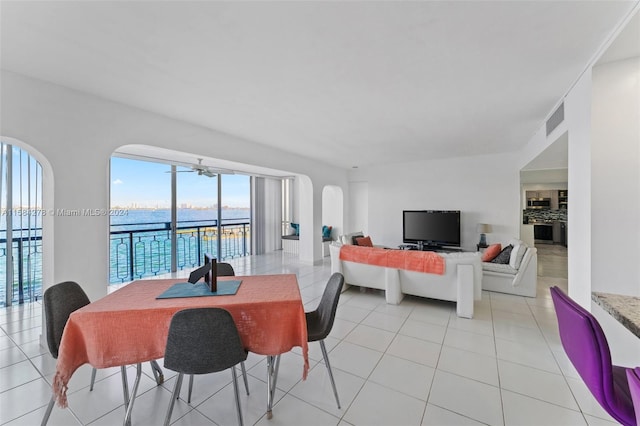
[477,223,491,247]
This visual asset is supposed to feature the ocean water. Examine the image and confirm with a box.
[111,208,250,227]
[0,207,250,229]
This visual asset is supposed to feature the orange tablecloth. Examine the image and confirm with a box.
[53,274,308,407]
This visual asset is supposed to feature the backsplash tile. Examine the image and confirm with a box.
[523,209,567,223]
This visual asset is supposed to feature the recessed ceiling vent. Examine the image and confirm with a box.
[546,102,564,136]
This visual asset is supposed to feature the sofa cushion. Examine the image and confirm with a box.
[491,244,513,264]
[482,262,518,275]
[290,223,300,236]
[509,242,528,269]
[482,244,502,262]
[339,231,364,245]
[339,231,363,245]
[355,236,373,247]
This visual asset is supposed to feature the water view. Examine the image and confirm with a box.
[1,154,253,305]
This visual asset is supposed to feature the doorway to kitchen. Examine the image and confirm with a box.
[520,131,568,284]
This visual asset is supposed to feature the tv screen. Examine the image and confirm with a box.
[403,210,461,247]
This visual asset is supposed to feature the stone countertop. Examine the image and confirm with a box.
[592,292,640,339]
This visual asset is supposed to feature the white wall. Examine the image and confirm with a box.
[322,186,344,239]
[348,181,368,236]
[348,152,521,251]
[0,70,349,300]
[591,56,640,296]
[565,70,595,307]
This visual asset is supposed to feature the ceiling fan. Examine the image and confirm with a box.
[164,158,217,177]
[188,158,217,177]
[168,158,235,178]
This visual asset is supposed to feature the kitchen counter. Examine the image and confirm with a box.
[592,292,640,339]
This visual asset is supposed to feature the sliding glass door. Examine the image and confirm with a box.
[109,156,251,284]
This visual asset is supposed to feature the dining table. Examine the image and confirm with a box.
[592,291,640,339]
[52,274,309,424]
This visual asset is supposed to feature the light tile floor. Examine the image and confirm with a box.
[0,244,619,425]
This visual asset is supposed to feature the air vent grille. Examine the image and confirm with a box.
[546,103,564,136]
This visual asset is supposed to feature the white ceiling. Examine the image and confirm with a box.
[1,1,638,170]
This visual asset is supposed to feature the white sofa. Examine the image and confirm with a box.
[329,243,482,318]
[481,244,537,297]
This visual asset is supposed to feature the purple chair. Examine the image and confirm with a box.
[626,367,640,426]
[550,286,635,426]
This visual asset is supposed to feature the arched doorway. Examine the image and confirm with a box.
[1,141,45,306]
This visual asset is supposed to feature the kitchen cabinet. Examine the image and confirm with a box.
[558,190,568,210]
[526,190,553,199]
[553,222,562,243]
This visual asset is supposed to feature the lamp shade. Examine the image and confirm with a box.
[476,223,491,233]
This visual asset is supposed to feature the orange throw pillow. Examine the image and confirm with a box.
[482,244,502,262]
[355,236,373,247]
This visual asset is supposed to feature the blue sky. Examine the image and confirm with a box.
[110,157,250,208]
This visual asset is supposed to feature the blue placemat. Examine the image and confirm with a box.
[156,280,242,299]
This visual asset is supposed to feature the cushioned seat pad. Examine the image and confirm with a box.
[481,262,518,275]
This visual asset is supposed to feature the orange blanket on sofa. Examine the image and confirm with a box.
[339,245,445,274]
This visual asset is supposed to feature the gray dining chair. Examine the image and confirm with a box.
[305,272,344,408]
[163,308,248,426]
[267,272,344,415]
[42,281,141,425]
[187,261,250,402]
[216,262,235,277]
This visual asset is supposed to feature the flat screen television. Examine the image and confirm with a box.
[402,210,461,249]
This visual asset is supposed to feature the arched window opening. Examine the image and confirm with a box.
[1,143,43,306]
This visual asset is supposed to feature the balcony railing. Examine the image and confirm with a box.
[0,219,251,305]
[0,233,42,306]
[109,218,251,283]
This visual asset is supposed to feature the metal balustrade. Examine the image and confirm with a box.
[0,219,251,305]
[0,233,43,306]
[109,219,251,283]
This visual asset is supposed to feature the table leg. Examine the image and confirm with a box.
[121,366,129,413]
[266,355,281,419]
[123,363,142,426]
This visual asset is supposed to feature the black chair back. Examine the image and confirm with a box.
[217,262,235,277]
[43,281,90,358]
[164,308,247,375]
[306,273,344,342]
